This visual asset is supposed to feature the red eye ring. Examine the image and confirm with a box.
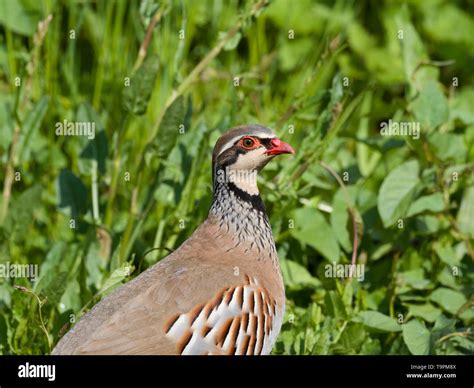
[240,136,258,149]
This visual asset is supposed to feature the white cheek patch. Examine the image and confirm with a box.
[227,149,268,195]
[231,148,267,171]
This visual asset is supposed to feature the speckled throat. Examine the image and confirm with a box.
[209,177,278,266]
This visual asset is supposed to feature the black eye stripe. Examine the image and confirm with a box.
[259,138,273,148]
[234,137,273,148]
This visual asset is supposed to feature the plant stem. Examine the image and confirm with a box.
[5,27,17,83]
[133,7,166,72]
[92,1,114,109]
[1,126,20,224]
[388,252,400,318]
[104,114,129,228]
[14,286,51,353]
[0,15,53,224]
[436,330,472,344]
[91,159,100,224]
[320,161,361,276]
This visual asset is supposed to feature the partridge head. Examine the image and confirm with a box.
[53,124,294,355]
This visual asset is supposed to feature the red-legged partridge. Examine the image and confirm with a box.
[53,125,294,355]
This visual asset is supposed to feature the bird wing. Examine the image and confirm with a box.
[73,269,280,355]
[53,221,283,355]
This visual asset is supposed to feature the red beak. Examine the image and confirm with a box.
[266,138,295,156]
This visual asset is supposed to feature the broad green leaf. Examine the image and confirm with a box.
[312,317,332,355]
[402,319,430,355]
[152,96,185,158]
[279,38,313,72]
[371,243,393,261]
[443,164,472,183]
[330,189,352,252]
[430,288,467,315]
[79,130,108,174]
[450,336,474,354]
[457,186,474,237]
[34,242,76,307]
[416,214,446,235]
[0,95,15,150]
[398,269,432,290]
[406,192,444,217]
[359,337,382,355]
[59,279,82,313]
[266,0,324,35]
[325,290,347,320]
[33,242,66,291]
[3,185,42,242]
[0,313,10,352]
[410,80,449,130]
[437,267,460,290]
[433,315,457,335]
[276,330,297,355]
[36,271,68,306]
[84,238,108,290]
[406,303,442,323]
[0,282,13,308]
[395,6,437,93]
[290,207,340,262]
[122,55,159,115]
[153,182,177,206]
[433,242,461,267]
[356,91,381,177]
[356,311,401,332]
[18,96,50,162]
[377,159,420,227]
[281,258,320,289]
[346,22,404,85]
[427,133,466,163]
[219,31,242,51]
[420,3,474,47]
[395,7,426,79]
[99,263,134,296]
[334,323,366,354]
[56,169,88,219]
[0,0,44,36]
[450,87,474,125]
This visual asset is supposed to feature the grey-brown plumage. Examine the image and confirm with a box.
[52,125,294,355]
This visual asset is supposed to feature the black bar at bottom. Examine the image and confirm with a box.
[0,355,471,386]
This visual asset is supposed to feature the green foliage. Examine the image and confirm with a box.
[377,160,420,227]
[0,0,473,355]
[0,0,45,36]
[57,170,88,219]
[122,55,160,115]
[290,207,340,262]
[356,311,401,333]
[402,319,430,355]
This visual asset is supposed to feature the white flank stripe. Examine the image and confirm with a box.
[167,315,189,339]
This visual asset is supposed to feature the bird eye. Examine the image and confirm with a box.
[241,137,256,149]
